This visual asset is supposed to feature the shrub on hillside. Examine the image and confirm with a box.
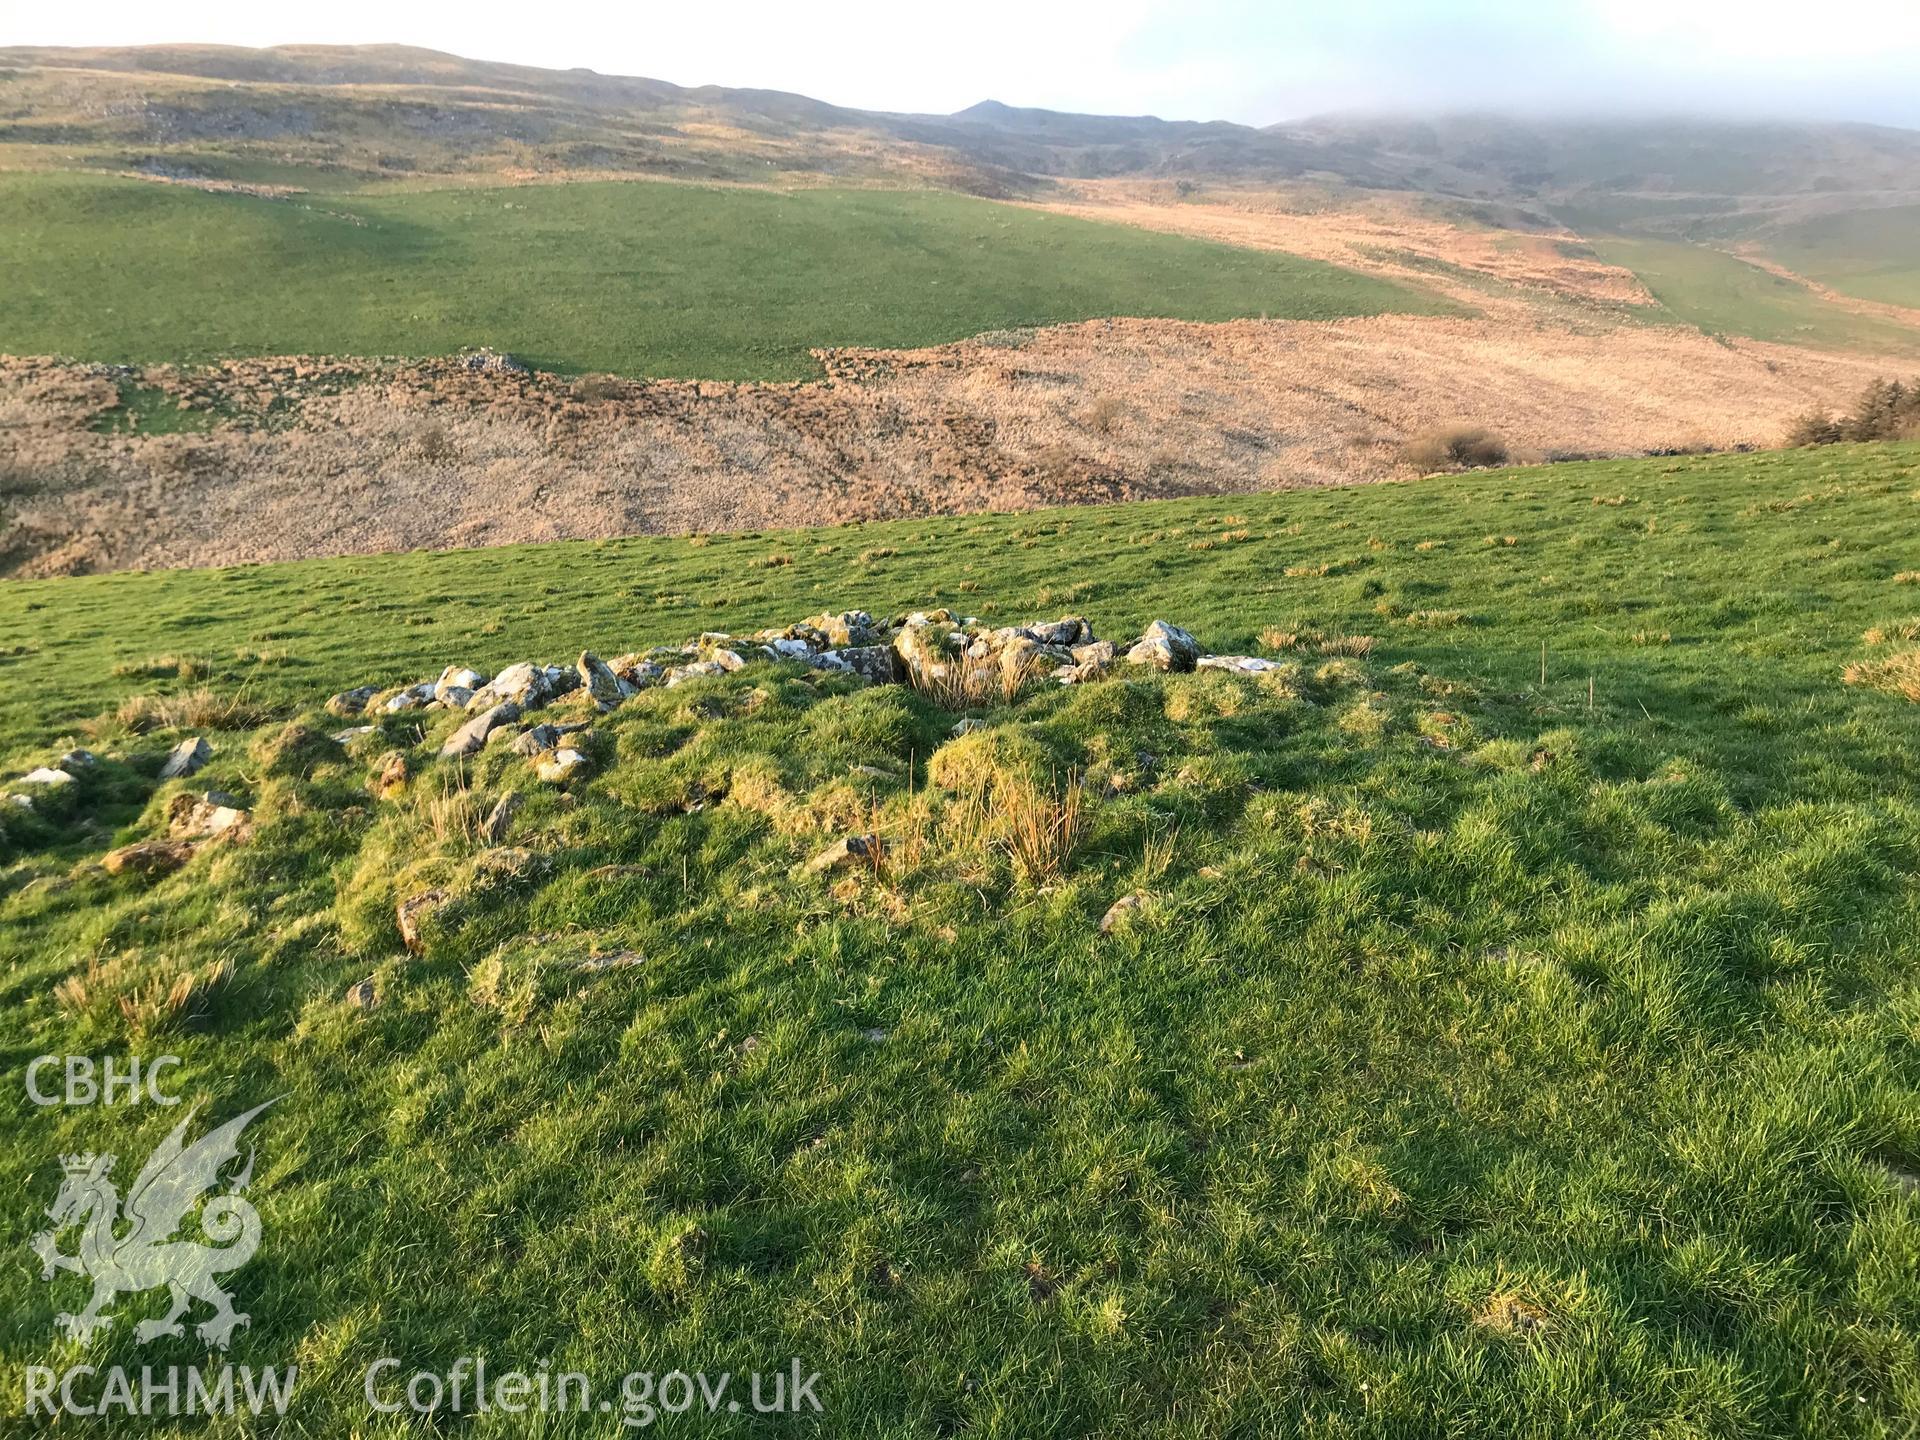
[1789,376,1920,446]
[1402,426,1510,472]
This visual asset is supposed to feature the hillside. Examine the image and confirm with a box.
[2,43,1918,579]
[9,45,1920,205]
[0,171,1441,378]
[3,444,1918,1435]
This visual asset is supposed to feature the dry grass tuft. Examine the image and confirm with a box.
[426,773,491,849]
[1403,426,1509,472]
[1863,619,1920,646]
[1318,634,1376,657]
[1844,648,1920,701]
[1895,572,1919,585]
[995,771,1089,886]
[110,686,272,735]
[905,649,1037,710]
[58,954,235,1038]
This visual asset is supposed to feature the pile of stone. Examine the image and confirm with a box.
[322,611,1284,782]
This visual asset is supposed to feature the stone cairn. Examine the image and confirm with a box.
[319,610,1286,778]
[5,611,1286,829]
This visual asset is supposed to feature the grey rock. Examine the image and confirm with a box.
[1196,655,1284,674]
[806,611,876,647]
[482,792,523,845]
[509,724,563,757]
[1125,620,1202,672]
[345,977,379,1010]
[21,767,74,786]
[159,736,212,780]
[490,662,550,708]
[440,701,522,759]
[326,685,378,718]
[434,665,485,698]
[839,645,901,684]
[1027,617,1093,648]
[579,650,625,709]
[332,725,377,744]
[59,748,99,769]
[665,661,728,687]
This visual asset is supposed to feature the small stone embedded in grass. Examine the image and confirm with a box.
[167,790,250,841]
[102,838,198,878]
[21,767,74,786]
[396,888,448,954]
[1196,655,1283,675]
[578,949,644,973]
[481,792,523,844]
[345,977,378,1010]
[1100,893,1149,935]
[534,747,590,783]
[369,749,411,798]
[1472,1293,1551,1339]
[158,735,212,779]
[807,833,884,875]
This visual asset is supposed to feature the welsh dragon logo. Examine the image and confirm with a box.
[30,1101,272,1348]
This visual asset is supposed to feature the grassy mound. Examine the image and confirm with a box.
[3,443,1919,1435]
[0,173,1447,380]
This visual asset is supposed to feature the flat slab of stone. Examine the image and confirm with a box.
[159,736,212,779]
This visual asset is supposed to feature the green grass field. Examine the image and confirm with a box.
[3,443,1919,1435]
[1581,232,1920,354]
[1765,205,1920,312]
[0,172,1447,380]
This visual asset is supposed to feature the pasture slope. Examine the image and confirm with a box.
[0,172,1446,380]
[3,443,1919,1437]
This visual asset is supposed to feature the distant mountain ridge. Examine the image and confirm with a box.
[4,42,1919,229]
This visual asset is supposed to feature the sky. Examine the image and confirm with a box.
[10,0,1920,128]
